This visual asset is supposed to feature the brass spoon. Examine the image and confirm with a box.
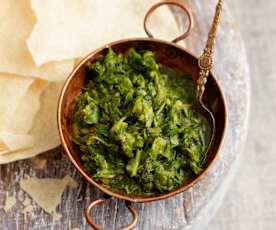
[195,0,224,165]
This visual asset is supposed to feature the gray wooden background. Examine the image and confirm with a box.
[1,0,272,229]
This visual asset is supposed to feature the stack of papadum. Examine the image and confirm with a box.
[0,0,179,164]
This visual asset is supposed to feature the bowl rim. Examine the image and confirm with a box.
[57,37,228,203]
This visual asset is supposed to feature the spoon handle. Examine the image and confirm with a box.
[197,0,224,101]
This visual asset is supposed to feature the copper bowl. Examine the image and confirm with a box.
[57,1,227,229]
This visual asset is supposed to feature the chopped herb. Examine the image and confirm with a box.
[72,48,206,195]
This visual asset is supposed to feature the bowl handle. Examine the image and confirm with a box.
[144,0,193,43]
[85,198,138,230]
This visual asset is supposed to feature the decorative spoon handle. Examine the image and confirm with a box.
[197,0,224,101]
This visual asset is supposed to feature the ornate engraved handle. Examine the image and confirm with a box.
[197,0,224,101]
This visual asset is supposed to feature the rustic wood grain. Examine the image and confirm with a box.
[0,1,250,229]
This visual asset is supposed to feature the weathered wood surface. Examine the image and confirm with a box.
[0,1,250,229]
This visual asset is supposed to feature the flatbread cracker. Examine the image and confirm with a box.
[27,0,179,65]
[0,0,73,81]
[0,82,62,163]
[0,74,34,131]
[19,175,78,215]
[0,74,49,154]
[0,132,34,155]
[8,79,49,134]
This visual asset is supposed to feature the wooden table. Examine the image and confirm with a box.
[0,1,250,229]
